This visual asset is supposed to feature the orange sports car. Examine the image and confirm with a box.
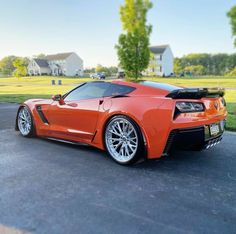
[15,80,227,165]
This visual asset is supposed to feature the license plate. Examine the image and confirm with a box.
[210,124,220,136]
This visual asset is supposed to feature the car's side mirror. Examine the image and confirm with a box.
[52,94,62,101]
[52,94,65,105]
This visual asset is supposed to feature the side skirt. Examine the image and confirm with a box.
[45,137,88,146]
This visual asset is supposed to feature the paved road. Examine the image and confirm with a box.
[0,103,235,234]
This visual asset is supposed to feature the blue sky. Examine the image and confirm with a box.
[0,0,235,67]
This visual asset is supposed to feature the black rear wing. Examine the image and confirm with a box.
[166,88,225,99]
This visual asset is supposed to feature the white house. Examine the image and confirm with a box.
[28,52,84,76]
[149,45,174,76]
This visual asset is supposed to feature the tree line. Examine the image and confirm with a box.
[84,64,118,76]
[174,53,236,76]
[0,56,29,77]
[1,52,236,78]
[0,54,48,77]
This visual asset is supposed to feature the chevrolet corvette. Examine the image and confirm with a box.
[16,80,227,165]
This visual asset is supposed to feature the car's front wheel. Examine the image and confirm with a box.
[104,115,145,165]
[17,106,35,137]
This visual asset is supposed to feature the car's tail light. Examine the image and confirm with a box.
[176,102,205,113]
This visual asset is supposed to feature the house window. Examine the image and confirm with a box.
[160,55,162,61]
[160,66,162,72]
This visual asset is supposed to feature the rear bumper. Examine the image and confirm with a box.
[163,121,225,155]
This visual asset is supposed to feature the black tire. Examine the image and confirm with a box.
[104,115,145,165]
[17,106,35,137]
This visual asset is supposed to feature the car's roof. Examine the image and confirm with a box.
[111,80,181,92]
[88,80,181,96]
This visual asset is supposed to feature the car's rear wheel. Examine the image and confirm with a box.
[17,106,34,137]
[104,115,144,165]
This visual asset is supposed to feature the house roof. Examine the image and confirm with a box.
[45,52,74,61]
[150,45,169,54]
[34,59,49,68]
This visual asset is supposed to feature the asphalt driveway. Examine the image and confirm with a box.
[0,103,235,234]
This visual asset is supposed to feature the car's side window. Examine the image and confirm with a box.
[104,84,136,97]
[64,82,111,101]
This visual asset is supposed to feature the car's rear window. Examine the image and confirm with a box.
[139,81,181,91]
[104,84,136,97]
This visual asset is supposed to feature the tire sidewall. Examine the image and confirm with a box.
[17,105,35,137]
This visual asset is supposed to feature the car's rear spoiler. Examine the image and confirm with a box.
[166,88,225,99]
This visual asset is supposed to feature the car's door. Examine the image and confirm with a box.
[47,82,111,141]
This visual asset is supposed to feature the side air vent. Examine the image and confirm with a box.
[36,106,49,124]
[163,130,178,155]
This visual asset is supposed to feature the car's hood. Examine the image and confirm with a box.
[24,98,53,106]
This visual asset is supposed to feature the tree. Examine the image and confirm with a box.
[227,5,236,47]
[108,66,119,75]
[116,0,153,80]
[85,66,118,76]
[95,65,118,76]
[0,56,17,75]
[34,53,46,59]
[174,53,236,76]
[96,64,104,73]
[13,58,28,77]
[174,58,184,75]
[226,66,236,76]
[84,67,96,74]
[184,65,204,76]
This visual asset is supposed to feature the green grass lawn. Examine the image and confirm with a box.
[0,76,235,131]
[0,76,90,103]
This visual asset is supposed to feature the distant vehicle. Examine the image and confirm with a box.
[90,73,97,79]
[117,71,125,79]
[90,73,106,80]
[97,73,106,80]
[164,73,175,78]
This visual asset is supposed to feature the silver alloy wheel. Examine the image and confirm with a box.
[18,107,32,136]
[105,117,138,163]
